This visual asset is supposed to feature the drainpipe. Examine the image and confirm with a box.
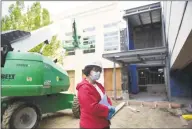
[113,62,117,100]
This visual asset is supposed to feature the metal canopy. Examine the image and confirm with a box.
[123,2,161,27]
[102,47,167,66]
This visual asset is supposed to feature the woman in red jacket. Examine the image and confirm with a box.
[76,61,116,129]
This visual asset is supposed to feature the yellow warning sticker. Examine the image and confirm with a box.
[56,76,59,82]
[26,77,32,82]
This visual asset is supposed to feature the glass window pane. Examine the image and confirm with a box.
[83,26,95,32]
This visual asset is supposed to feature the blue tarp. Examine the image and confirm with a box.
[128,24,139,94]
[128,65,139,93]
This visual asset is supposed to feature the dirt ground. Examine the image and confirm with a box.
[40,103,191,128]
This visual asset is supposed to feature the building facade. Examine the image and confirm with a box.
[55,1,192,100]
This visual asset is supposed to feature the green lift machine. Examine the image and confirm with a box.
[1,20,86,129]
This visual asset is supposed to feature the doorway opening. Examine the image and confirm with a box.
[130,66,167,101]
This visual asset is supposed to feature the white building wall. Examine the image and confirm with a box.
[55,2,124,87]
[162,1,192,69]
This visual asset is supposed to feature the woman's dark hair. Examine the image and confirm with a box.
[83,66,94,76]
[83,65,102,77]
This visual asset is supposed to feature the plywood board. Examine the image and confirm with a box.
[104,68,122,91]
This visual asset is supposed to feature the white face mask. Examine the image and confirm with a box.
[90,71,101,81]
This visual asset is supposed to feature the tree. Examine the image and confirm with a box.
[1,1,65,65]
[29,35,60,56]
[30,2,41,30]
[42,8,50,26]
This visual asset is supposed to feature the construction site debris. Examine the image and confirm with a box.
[159,108,177,116]
[127,106,140,112]
[126,100,181,109]
[40,105,186,128]
[112,102,126,118]
[176,109,188,126]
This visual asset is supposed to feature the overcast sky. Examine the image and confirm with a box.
[2,1,159,17]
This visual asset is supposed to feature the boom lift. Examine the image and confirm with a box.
[1,20,83,129]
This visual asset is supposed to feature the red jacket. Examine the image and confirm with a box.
[76,78,112,128]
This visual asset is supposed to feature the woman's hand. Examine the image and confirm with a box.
[107,106,116,120]
[108,106,115,114]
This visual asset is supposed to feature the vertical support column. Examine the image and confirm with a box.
[161,1,166,47]
[126,19,130,50]
[121,63,130,100]
[161,1,171,101]
[165,56,171,101]
[164,67,168,97]
[113,62,117,100]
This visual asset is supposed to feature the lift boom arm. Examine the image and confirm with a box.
[9,23,60,52]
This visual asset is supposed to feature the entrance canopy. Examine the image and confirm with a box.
[102,47,167,67]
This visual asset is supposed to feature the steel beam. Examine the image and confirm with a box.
[114,58,165,65]
[116,58,140,63]
[107,57,123,65]
[165,56,171,101]
[123,8,161,18]
[123,60,164,64]
[116,54,165,61]
[102,47,167,59]
[136,63,165,67]
[123,2,161,16]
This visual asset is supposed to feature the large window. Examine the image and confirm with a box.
[65,32,72,36]
[63,40,75,56]
[65,40,73,44]
[104,31,119,51]
[66,50,75,56]
[103,22,119,28]
[83,35,96,54]
[83,26,95,33]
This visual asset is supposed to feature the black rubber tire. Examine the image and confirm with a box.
[1,101,41,129]
[72,96,80,118]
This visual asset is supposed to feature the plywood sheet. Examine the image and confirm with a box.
[104,68,122,96]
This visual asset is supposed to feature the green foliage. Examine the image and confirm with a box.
[42,8,50,26]
[2,1,49,33]
[29,35,62,58]
[29,43,43,53]
[1,1,65,65]
[42,36,60,56]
